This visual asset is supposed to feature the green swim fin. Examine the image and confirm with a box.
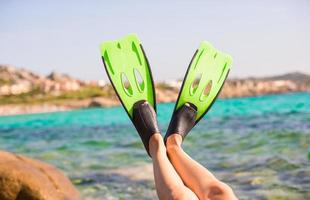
[100,34,160,155]
[100,34,156,120]
[165,42,232,141]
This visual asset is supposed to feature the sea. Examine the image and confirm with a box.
[0,92,309,200]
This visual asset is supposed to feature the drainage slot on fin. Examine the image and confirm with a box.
[121,73,133,96]
[132,42,142,65]
[193,49,204,69]
[213,52,218,59]
[217,63,227,83]
[190,73,202,96]
[103,51,114,75]
[200,80,212,101]
[134,68,145,92]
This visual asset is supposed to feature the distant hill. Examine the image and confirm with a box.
[261,72,310,83]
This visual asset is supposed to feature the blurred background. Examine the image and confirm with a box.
[0,1,309,199]
[1,0,310,80]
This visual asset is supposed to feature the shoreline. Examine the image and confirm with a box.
[0,91,308,117]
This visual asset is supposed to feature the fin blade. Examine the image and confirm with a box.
[176,42,232,123]
[100,34,156,119]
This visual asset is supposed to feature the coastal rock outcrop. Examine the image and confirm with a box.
[0,65,86,96]
[0,65,309,116]
[0,151,80,200]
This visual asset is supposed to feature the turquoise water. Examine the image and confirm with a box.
[0,92,310,200]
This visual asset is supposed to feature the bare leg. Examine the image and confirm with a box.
[166,134,238,200]
[149,133,199,200]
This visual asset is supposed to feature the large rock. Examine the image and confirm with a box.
[0,151,81,200]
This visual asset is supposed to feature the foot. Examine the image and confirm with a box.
[133,100,160,156]
[164,103,197,143]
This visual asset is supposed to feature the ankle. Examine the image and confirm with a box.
[166,134,182,152]
[149,133,165,156]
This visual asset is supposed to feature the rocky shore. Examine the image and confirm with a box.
[0,151,80,200]
[0,65,309,116]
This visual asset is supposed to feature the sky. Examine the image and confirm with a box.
[0,0,309,81]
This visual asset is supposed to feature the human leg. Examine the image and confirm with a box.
[149,133,198,200]
[166,134,237,200]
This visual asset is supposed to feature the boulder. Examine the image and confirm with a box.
[0,151,81,200]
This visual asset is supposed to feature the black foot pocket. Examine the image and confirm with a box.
[165,103,197,143]
[133,100,160,156]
